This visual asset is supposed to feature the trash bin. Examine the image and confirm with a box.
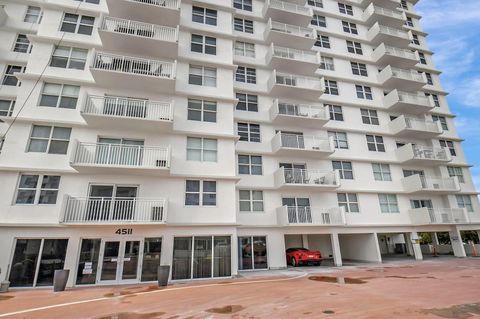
[157,265,170,287]
[53,269,70,292]
[0,281,10,293]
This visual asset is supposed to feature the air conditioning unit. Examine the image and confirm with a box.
[155,159,167,167]
[151,206,164,221]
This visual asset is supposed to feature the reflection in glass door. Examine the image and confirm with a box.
[122,241,140,280]
[193,237,212,279]
[238,236,268,271]
[100,241,120,281]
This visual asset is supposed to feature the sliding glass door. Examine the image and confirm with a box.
[238,236,268,270]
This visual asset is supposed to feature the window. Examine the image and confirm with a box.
[411,34,420,45]
[15,174,61,204]
[185,180,216,206]
[189,65,217,87]
[338,3,353,15]
[236,66,256,84]
[39,83,80,109]
[372,163,392,181]
[311,15,326,27]
[400,0,408,10]
[192,6,217,26]
[351,62,367,76]
[328,131,348,149]
[342,21,358,34]
[315,35,330,48]
[186,137,217,162]
[236,93,258,112]
[238,155,262,175]
[332,161,353,179]
[346,40,363,55]
[237,123,260,142]
[308,0,323,8]
[2,65,24,86]
[60,13,94,35]
[24,6,42,24]
[456,195,473,212]
[239,190,264,212]
[431,94,440,107]
[379,194,399,213]
[432,115,448,130]
[425,72,433,85]
[439,140,456,156]
[403,169,424,178]
[356,85,373,100]
[328,105,343,121]
[13,34,32,53]
[187,99,217,122]
[361,109,379,125]
[234,18,254,34]
[366,135,385,152]
[418,52,427,64]
[447,166,465,183]
[324,79,339,95]
[50,46,88,70]
[27,125,71,154]
[405,17,414,27]
[320,56,334,71]
[234,41,255,57]
[337,193,359,213]
[233,0,252,11]
[191,34,216,55]
[0,100,15,117]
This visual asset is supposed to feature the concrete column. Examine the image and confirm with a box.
[301,234,309,249]
[330,233,342,267]
[268,231,287,269]
[432,232,440,245]
[231,231,238,277]
[449,228,466,258]
[64,235,81,287]
[404,233,414,256]
[409,232,423,260]
[160,233,174,279]
[477,230,480,243]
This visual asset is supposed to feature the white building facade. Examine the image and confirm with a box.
[0,0,479,288]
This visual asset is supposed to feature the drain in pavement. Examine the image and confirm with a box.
[95,311,165,319]
[308,276,366,284]
[205,305,245,314]
[323,310,335,314]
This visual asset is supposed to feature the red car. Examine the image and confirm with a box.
[286,248,322,267]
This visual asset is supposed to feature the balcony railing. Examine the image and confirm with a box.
[92,52,175,79]
[272,100,328,119]
[389,115,442,135]
[101,16,178,42]
[377,25,409,38]
[397,91,431,105]
[272,72,323,90]
[389,67,425,82]
[402,174,460,193]
[277,206,346,226]
[384,45,416,60]
[63,196,167,224]
[412,145,449,161]
[83,95,173,122]
[268,20,315,39]
[274,167,339,187]
[269,45,319,64]
[267,0,311,15]
[409,207,469,225]
[72,142,170,169]
[275,133,333,151]
[129,0,179,9]
[364,4,404,19]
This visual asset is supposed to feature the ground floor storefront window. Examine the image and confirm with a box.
[238,236,268,270]
[172,236,231,280]
[9,238,69,287]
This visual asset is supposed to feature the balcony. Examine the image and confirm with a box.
[264,19,317,50]
[91,52,176,93]
[378,66,427,91]
[269,100,329,128]
[372,43,418,68]
[274,168,340,190]
[395,144,451,166]
[367,23,411,47]
[409,207,469,225]
[268,70,324,100]
[266,44,320,76]
[402,175,460,194]
[271,133,334,157]
[0,5,6,27]
[388,115,442,138]
[99,16,178,58]
[362,3,405,28]
[71,142,171,175]
[106,0,180,26]
[277,206,346,226]
[263,0,313,26]
[62,196,167,224]
[81,95,173,131]
[383,90,435,115]
[357,0,401,10]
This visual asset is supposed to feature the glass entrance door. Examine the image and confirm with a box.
[100,241,120,281]
[99,240,142,283]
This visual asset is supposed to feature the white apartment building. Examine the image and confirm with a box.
[0,0,479,288]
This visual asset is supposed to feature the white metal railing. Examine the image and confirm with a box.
[412,145,449,161]
[277,133,332,151]
[390,67,425,82]
[270,45,319,63]
[269,20,315,38]
[377,25,409,38]
[129,0,180,9]
[92,52,175,78]
[409,207,469,225]
[267,0,311,15]
[372,5,403,18]
[102,16,178,42]
[273,72,323,90]
[402,174,459,192]
[404,117,441,132]
[72,142,170,168]
[275,168,339,186]
[384,45,416,59]
[84,95,173,121]
[63,196,167,223]
[277,206,346,225]
[272,100,328,120]
[397,91,431,106]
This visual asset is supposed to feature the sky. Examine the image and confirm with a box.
[416,0,480,191]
